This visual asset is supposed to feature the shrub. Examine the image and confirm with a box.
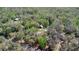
[24,20,38,29]
[73,18,79,30]
[37,19,49,28]
[37,36,47,49]
[14,31,25,41]
[26,27,38,33]
[0,36,5,43]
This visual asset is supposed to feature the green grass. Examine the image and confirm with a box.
[38,36,47,49]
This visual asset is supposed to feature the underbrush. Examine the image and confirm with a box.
[0,7,79,51]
